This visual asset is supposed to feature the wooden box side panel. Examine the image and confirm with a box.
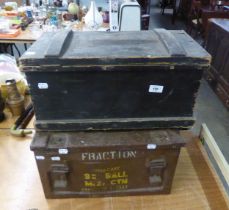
[26,66,203,130]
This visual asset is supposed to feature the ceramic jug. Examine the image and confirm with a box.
[84,1,103,30]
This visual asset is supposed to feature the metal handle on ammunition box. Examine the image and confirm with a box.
[148,158,167,186]
[50,164,69,189]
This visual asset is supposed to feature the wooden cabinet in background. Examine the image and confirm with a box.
[205,18,229,109]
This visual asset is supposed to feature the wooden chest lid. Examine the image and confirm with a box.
[20,29,211,69]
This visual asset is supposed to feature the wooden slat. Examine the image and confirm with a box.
[154,29,186,56]
[44,30,72,58]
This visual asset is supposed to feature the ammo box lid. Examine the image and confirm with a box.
[20,29,211,69]
[30,130,185,151]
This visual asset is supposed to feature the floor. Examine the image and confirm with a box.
[148,6,229,194]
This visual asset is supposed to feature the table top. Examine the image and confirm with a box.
[0,28,43,43]
[0,128,228,208]
[0,22,109,44]
[209,18,229,31]
[0,104,229,209]
[202,3,229,13]
[201,4,229,35]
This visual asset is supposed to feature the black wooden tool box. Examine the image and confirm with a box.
[20,29,211,131]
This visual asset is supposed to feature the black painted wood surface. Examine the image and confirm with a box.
[20,30,211,131]
[20,29,210,67]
